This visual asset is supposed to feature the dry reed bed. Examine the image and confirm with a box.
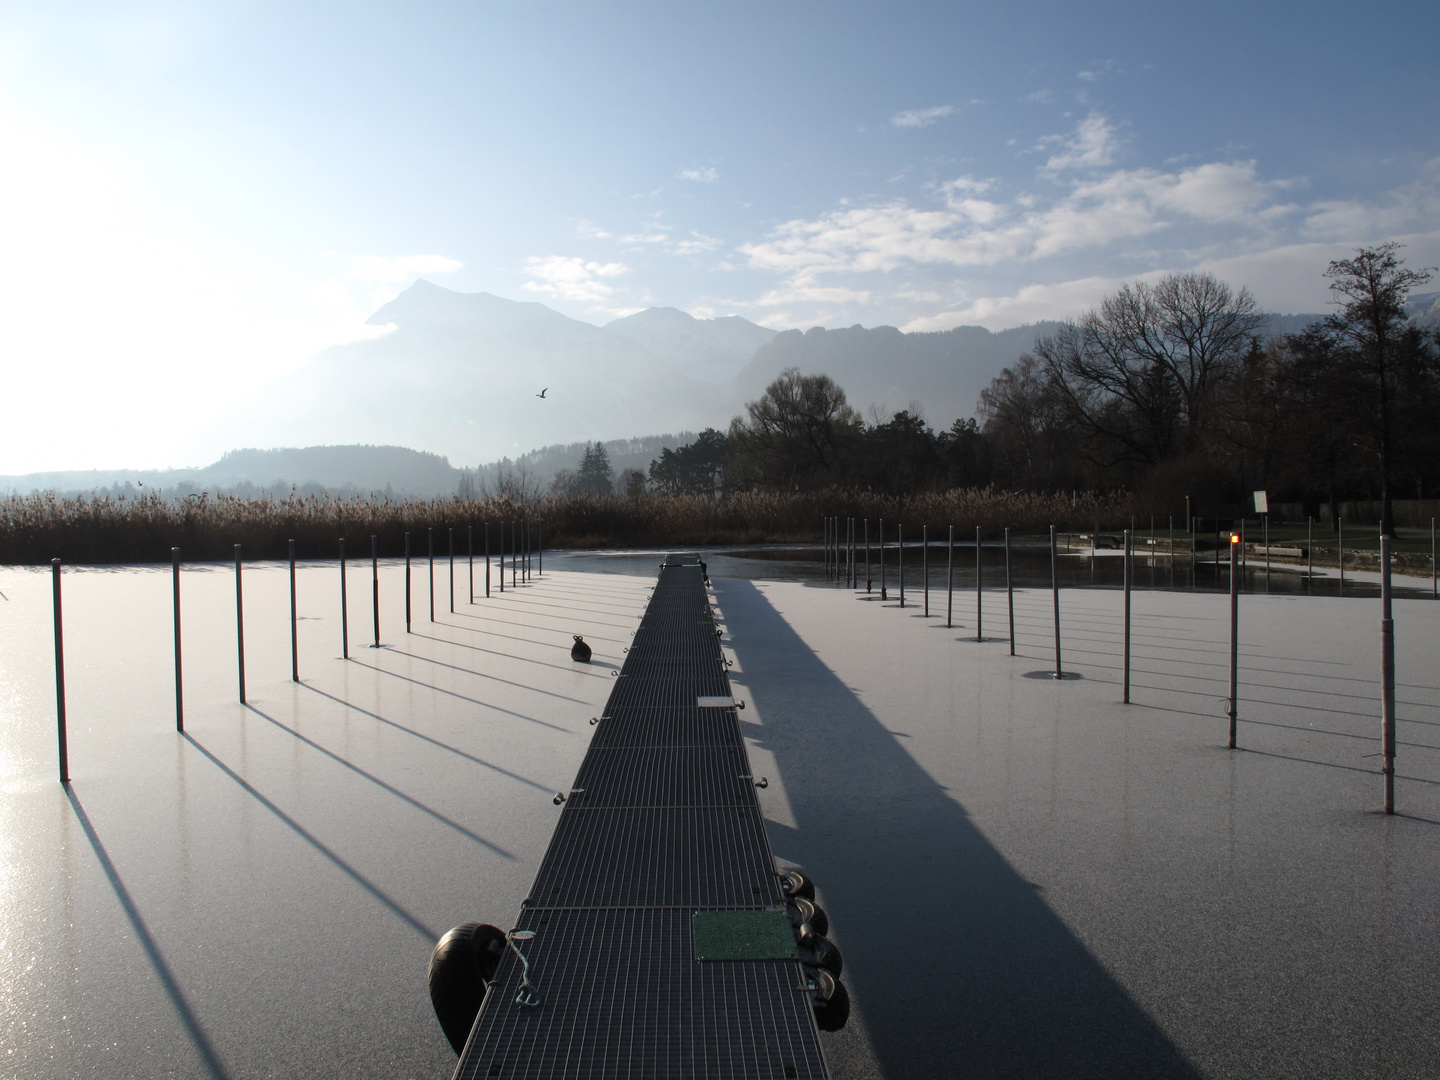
[1,489,1134,565]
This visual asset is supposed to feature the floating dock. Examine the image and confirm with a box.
[454,554,829,1080]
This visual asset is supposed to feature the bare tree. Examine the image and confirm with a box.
[1322,243,1435,535]
[1038,272,1265,464]
[483,461,543,504]
[728,368,861,489]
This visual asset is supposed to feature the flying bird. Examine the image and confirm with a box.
[536,388,548,399]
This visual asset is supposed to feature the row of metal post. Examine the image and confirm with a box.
[49,519,541,785]
[824,515,1405,814]
[823,516,1019,657]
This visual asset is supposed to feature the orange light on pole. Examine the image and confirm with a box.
[1230,533,1241,545]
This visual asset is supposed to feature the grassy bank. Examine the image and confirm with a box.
[2,488,1136,565]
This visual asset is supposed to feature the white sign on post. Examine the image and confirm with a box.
[1253,490,1269,514]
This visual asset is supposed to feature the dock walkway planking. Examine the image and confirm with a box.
[454,554,829,1080]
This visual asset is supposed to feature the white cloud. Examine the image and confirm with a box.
[674,230,722,255]
[729,111,1431,332]
[739,116,1305,293]
[679,166,718,182]
[1301,165,1440,241]
[1039,113,1121,173]
[891,104,955,128]
[901,274,1148,332]
[755,281,872,308]
[522,255,628,304]
[896,227,1440,334]
[1196,228,1440,314]
[619,226,670,245]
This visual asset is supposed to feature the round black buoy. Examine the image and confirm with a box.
[779,870,816,901]
[428,922,507,1054]
[797,933,844,977]
[810,969,851,1031]
[785,897,829,938]
[570,635,592,662]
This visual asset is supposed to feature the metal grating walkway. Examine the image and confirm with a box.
[454,556,829,1080]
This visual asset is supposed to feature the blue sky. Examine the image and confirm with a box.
[2,1,1437,471]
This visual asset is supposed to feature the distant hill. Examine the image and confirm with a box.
[603,307,776,385]
[732,322,1069,427]
[188,281,1335,467]
[195,282,759,468]
[1,445,462,499]
[475,434,699,495]
[1407,291,1440,329]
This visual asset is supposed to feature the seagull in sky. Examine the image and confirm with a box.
[536,388,549,398]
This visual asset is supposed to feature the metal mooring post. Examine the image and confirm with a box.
[923,525,929,616]
[234,545,246,703]
[946,525,954,628]
[428,527,436,617]
[485,522,491,597]
[879,518,886,600]
[449,527,455,613]
[1005,527,1015,656]
[1307,516,1313,585]
[512,521,518,589]
[1381,534,1397,814]
[52,558,68,784]
[1338,517,1344,588]
[975,526,982,643]
[404,532,412,633]
[289,538,299,682]
[1123,529,1133,704]
[538,521,542,576]
[898,524,905,608]
[172,547,184,731]
[865,519,871,592]
[339,538,349,660]
[468,525,474,603]
[371,535,380,648]
[1228,532,1240,748]
[1050,525,1062,678]
[498,521,504,594]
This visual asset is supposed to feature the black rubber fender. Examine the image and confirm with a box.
[428,923,507,1054]
[779,870,816,901]
[797,933,843,978]
[810,969,851,1032]
[786,898,829,939]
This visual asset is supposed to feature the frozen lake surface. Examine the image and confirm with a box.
[2,550,1438,1078]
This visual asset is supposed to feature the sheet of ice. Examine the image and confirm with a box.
[718,575,1440,1079]
[5,549,1438,1079]
[0,557,652,1079]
